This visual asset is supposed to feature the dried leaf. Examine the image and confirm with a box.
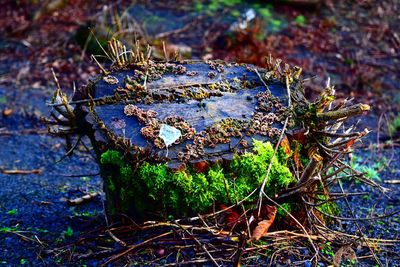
[193,161,209,173]
[293,142,304,171]
[307,145,319,159]
[344,139,356,150]
[2,108,13,117]
[251,206,277,241]
[220,204,241,227]
[333,246,357,267]
[288,128,307,145]
[282,209,308,229]
[280,136,291,158]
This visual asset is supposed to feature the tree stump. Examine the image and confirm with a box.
[49,40,371,223]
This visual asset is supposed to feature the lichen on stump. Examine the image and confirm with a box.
[48,39,373,226]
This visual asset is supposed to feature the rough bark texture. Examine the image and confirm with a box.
[48,42,370,221]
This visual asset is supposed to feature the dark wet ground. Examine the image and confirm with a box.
[0,86,104,266]
[0,1,399,266]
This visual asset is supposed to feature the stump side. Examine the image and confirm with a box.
[74,60,296,220]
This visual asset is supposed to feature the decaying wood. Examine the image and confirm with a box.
[297,153,323,185]
[317,103,370,121]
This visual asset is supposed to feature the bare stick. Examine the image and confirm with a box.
[317,103,370,121]
[257,116,289,216]
[100,231,172,266]
[297,154,323,185]
[174,221,221,267]
[257,73,292,215]
[1,169,42,175]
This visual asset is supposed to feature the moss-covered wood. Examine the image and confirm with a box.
[100,139,295,219]
[48,39,371,224]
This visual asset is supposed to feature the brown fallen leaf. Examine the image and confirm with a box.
[344,139,356,150]
[2,108,13,117]
[333,246,357,267]
[220,204,241,227]
[287,128,307,145]
[280,136,291,158]
[293,142,304,171]
[250,205,277,241]
[1,169,43,175]
[193,161,209,173]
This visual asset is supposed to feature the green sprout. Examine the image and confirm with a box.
[0,226,19,233]
[388,113,400,136]
[321,242,335,257]
[61,226,74,238]
[6,209,17,215]
[294,15,306,26]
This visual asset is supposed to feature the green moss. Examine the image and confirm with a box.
[207,167,228,203]
[100,150,144,214]
[276,202,293,221]
[230,140,295,198]
[388,113,400,136]
[100,150,124,166]
[317,194,340,219]
[106,176,116,192]
[100,139,296,217]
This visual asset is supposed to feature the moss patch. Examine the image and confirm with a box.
[316,194,340,220]
[100,139,296,218]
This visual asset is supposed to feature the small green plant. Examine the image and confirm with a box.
[349,155,381,182]
[342,258,357,266]
[196,0,242,14]
[294,15,306,26]
[0,226,19,233]
[259,7,272,19]
[73,210,98,218]
[35,228,49,233]
[6,209,17,215]
[376,220,385,225]
[321,242,335,257]
[80,176,90,182]
[55,258,63,264]
[388,113,400,136]
[230,9,241,17]
[362,194,371,201]
[276,202,294,220]
[61,226,74,238]
[316,194,340,219]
